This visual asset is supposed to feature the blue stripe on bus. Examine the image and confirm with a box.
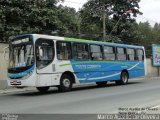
[70,60,145,83]
[8,65,35,79]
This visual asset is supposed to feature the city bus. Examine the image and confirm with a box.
[6,34,147,92]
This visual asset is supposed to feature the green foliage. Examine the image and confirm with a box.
[0,0,78,42]
[79,0,160,57]
[0,0,160,58]
[79,0,142,41]
[135,22,160,57]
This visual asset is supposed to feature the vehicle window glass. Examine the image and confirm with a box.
[127,48,135,61]
[117,47,127,60]
[137,49,144,61]
[36,39,54,69]
[57,42,71,60]
[117,47,125,54]
[39,47,53,60]
[73,43,89,60]
[90,45,103,60]
[104,46,115,60]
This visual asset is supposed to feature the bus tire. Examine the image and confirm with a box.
[116,71,128,85]
[58,74,73,92]
[96,81,107,87]
[36,86,50,93]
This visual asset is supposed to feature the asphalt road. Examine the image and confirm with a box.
[0,78,160,120]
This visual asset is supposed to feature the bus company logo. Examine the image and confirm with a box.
[75,65,101,69]
[2,114,18,120]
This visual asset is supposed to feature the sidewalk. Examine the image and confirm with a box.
[0,80,36,94]
[0,87,36,94]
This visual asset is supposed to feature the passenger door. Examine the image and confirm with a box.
[35,38,55,74]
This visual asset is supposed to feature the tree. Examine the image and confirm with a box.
[0,0,78,42]
[57,5,79,37]
[79,0,142,42]
[134,22,160,57]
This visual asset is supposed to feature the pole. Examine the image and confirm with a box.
[103,7,106,42]
[158,67,160,77]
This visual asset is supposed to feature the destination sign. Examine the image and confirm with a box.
[11,38,30,45]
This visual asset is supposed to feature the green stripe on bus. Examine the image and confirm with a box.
[64,37,114,44]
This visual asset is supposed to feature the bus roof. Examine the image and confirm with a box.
[14,34,144,49]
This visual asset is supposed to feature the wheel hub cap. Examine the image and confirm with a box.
[63,79,70,88]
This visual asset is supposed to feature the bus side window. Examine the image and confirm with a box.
[57,42,72,60]
[103,46,115,61]
[73,43,89,60]
[90,45,103,60]
[117,47,127,61]
[137,49,144,61]
[127,48,135,61]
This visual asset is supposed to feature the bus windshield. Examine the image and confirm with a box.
[8,36,34,69]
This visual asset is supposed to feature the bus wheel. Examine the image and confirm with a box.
[58,74,73,92]
[36,86,50,93]
[96,81,107,87]
[116,72,128,85]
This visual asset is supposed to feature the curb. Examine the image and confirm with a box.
[0,87,36,94]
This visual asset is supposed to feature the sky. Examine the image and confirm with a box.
[137,0,160,26]
[60,0,160,26]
